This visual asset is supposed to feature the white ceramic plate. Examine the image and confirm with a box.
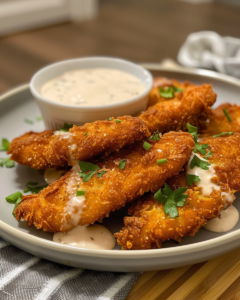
[1,67,240,272]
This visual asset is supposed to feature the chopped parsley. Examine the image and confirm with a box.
[5,191,22,217]
[186,123,210,155]
[223,109,232,122]
[159,86,174,98]
[115,119,121,123]
[186,174,200,186]
[84,132,87,136]
[24,118,33,124]
[97,171,107,178]
[154,183,188,218]
[213,132,234,138]
[148,130,160,141]
[0,157,15,168]
[60,123,73,132]
[143,141,151,151]
[79,161,100,172]
[190,155,211,170]
[159,86,185,99]
[79,161,100,182]
[203,149,213,160]
[76,190,85,196]
[0,138,10,151]
[83,171,96,182]
[24,182,48,194]
[108,117,112,121]
[119,159,126,170]
[157,158,168,165]
[6,191,22,203]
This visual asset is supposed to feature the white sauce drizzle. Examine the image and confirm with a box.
[53,224,116,250]
[44,168,65,185]
[186,153,235,207]
[41,68,145,106]
[204,205,239,233]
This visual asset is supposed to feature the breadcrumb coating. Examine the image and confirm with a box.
[14,132,194,232]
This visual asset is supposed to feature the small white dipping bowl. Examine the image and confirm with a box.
[30,57,153,130]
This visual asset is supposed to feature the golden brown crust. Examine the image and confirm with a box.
[148,77,195,107]
[200,103,240,135]
[140,84,216,133]
[8,116,150,170]
[115,134,239,250]
[15,131,195,232]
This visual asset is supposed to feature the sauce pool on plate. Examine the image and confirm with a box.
[53,224,116,250]
[41,68,146,106]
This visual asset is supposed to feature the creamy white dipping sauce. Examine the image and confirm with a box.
[41,68,146,106]
[53,224,116,250]
[44,168,65,185]
[204,205,239,233]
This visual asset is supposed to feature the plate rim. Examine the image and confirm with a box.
[1,66,240,260]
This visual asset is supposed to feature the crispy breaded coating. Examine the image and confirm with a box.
[14,132,195,232]
[140,84,216,133]
[201,103,240,135]
[148,77,195,107]
[8,116,150,170]
[115,134,239,250]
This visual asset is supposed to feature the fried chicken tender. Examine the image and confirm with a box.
[8,116,150,170]
[14,132,195,232]
[115,134,240,250]
[201,103,240,135]
[140,84,216,134]
[148,77,195,107]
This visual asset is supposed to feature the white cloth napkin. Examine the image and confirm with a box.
[178,31,240,78]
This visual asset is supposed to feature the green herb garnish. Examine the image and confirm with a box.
[154,184,188,218]
[115,119,121,123]
[190,155,211,170]
[213,132,234,138]
[36,116,42,121]
[78,172,86,178]
[83,171,96,182]
[0,138,10,151]
[97,171,107,178]
[60,123,73,132]
[0,157,15,168]
[186,123,210,155]
[12,196,22,217]
[148,130,160,141]
[186,174,200,186]
[108,117,112,121]
[119,159,126,170]
[223,109,232,122]
[143,141,151,151]
[84,132,87,136]
[6,191,22,203]
[24,118,33,124]
[76,190,85,196]
[79,161,100,172]
[157,158,168,165]
[159,86,175,99]
[24,182,48,194]
[203,149,213,160]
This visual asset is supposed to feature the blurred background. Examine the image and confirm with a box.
[0,0,240,94]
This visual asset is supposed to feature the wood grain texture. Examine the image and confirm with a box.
[127,248,240,300]
[1,0,240,94]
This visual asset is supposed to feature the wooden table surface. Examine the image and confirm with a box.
[1,0,240,299]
